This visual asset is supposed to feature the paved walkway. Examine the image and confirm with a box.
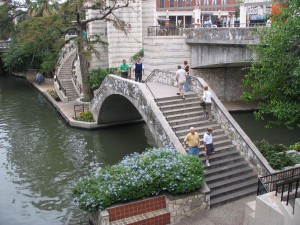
[23,74,256,224]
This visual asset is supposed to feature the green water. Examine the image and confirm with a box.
[0,74,156,225]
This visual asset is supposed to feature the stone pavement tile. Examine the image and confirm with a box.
[174,195,256,225]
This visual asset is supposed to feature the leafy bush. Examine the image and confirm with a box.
[72,147,205,212]
[87,67,119,90]
[289,142,300,152]
[47,89,60,101]
[130,49,144,63]
[73,111,94,122]
[255,139,298,170]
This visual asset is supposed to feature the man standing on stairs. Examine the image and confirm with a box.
[176,65,187,100]
[183,127,200,156]
[120,59,129,78]
[202,85,212,120]
[203,127,214,167]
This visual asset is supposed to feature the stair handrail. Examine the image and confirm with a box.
[146,69,274,176]
[275,176,300,214]
[258,167,300,195]
[144,69,182,143]
[70,52,82,95]
[54,74,66,96]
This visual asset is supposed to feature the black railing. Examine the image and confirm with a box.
[258,167,300,195]
[276,177,300,214]
[258,167,300,213]
[74,104,84,117]
[54,75,67,96]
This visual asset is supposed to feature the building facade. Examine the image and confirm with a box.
[156,0,237,28]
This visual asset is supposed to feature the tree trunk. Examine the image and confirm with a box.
[77,26,93,102]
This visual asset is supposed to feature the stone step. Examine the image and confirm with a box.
[169,114,212,126]
[157,96,200,107]
[172,119,216,131]
[163,105,200,116]
[155,94,198,102]
[160,101,201,111]
[210,186,257,207]
[210,180,257,202]
[204,160,250,177]
[203,154,245,169]
[175,124,222,136]
[166,111,203,121]
[110,208,171,225]
[208,173,257,190]
[200,149,240,162]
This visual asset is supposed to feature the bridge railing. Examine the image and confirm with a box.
[145,69,274,177]
[0,40,10,49]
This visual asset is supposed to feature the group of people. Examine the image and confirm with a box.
[184,126,214,167]
[120,58,144,82]
[175,60,190,100]
[36,72,44,85]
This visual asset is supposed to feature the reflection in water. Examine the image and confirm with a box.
[231,112,300,146]
[0,75,156,225]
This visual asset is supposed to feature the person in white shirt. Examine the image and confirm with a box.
[203,127,214,166]
[176,65,187,100]
[202,85,212,120]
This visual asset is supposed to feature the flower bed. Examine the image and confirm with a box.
[72,147,205,212]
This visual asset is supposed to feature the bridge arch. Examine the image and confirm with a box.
[90,75,185,154]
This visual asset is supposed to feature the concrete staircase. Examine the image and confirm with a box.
[57,52,79,101]
[155,93,258,207]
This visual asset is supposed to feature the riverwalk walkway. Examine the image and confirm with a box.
[25,73,257,130]
[23,73,256,225]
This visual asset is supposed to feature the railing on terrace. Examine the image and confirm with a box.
[147,24,266,37]
[0,40,10,49]
[258,167,300,214]
[258,167,300,195]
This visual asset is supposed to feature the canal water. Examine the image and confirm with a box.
[231,112,300,146]
[0,74,156,225]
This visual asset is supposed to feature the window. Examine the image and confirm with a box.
[212,0,217,10]
[204,0,208,10]
[222,0,226,10]
[170,0,174,7]
[178,0,183,7]
[186,0,191,7]
[159,0,165,8]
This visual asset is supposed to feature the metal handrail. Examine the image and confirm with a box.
[54,75,66,96]
[275,176,300,214]
[258,167,300,195]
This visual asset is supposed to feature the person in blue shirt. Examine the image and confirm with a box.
[36,72,44,85]
[133,58,144,82]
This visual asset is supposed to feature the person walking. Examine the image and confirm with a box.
[36,72,44,85]
[133,57,144,82]
[176,65,187,100]
[203,127,214,166]
[183,127,200,156]
[120,59,129,78]
[202,85,212,120]
[183,60,190,92]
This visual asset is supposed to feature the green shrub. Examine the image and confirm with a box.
[87,67,119,90]
[72,147,205,212]
[47,89,60,101]
[73,111,94,122]
[289,142,300,152]
[255,139,298,170]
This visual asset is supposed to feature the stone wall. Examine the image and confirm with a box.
[90,75,186,154]
[143,36,191,76]
[193,67,247,101]
[90,186,210,225]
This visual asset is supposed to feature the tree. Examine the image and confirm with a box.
[242,0,300,128]
[59,0,131,101]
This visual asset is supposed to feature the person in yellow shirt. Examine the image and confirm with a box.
[183,127,200,156]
